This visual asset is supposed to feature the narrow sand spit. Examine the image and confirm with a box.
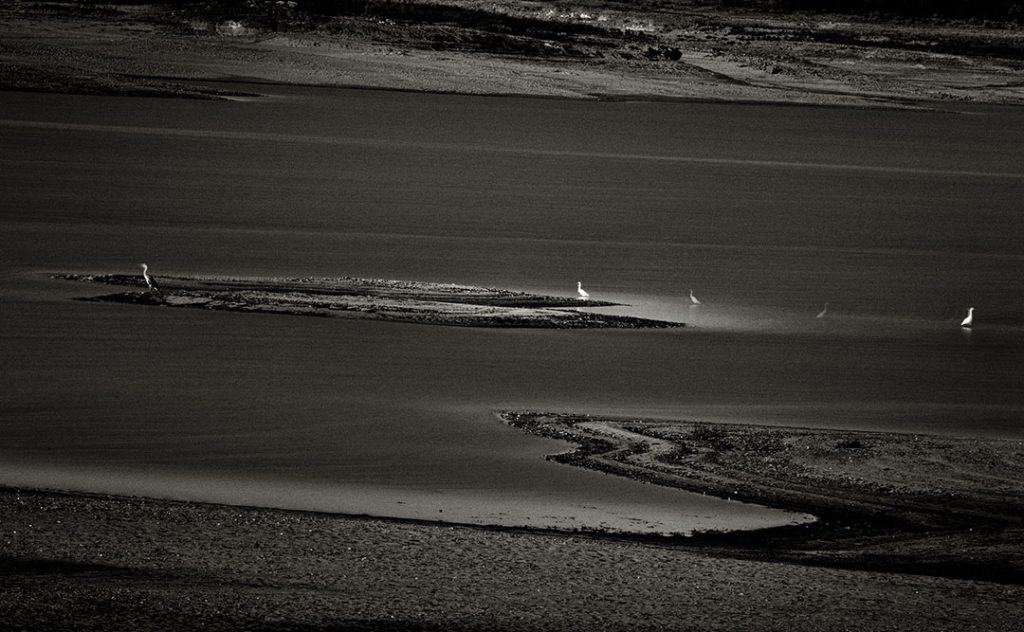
[502,411,1024,584]
[55,273,682,329]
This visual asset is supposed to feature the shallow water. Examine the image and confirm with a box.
[1,85,1022,533]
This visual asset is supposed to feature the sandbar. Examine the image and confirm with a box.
[56,273,682,329]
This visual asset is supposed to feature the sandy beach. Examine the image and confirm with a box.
[3,484,1023,631]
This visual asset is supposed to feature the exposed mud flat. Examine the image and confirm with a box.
[55,273,682,329]
[502,411,1024,584]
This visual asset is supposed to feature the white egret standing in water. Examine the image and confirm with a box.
[816,302,829,319]
[960,307,975,328]
[140,263,159,293]
[689,289,701,305]
[577,281,590,301]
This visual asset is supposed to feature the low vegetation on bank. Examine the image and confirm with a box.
[4,0,1024,104]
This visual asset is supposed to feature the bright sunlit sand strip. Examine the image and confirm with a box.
[0,454,809,537]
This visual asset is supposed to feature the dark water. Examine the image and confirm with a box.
[1,86,1022,533]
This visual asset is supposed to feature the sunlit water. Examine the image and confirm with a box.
[1,85,1022,534]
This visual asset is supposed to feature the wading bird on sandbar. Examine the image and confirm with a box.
[960,307,975,328]
[577,281,590,301]
[689,289,701,305]
[140,263,160,293]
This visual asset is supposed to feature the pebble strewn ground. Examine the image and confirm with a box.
[2,488,1022,631]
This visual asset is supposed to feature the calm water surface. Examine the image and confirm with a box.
[1,86,1022,533]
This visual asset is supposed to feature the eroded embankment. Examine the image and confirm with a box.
[55,273,683,329]
[502,411,1024,584]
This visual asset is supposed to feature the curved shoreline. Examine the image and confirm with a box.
[3,411,1022,584]
[500,411,1024,584]
[4,485,1023,631]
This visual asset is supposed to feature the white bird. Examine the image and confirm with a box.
[816,302,829,319]
[960,307,974,328]
[576,281,590,301]
[689,289,701,305]
[140,263,160,293]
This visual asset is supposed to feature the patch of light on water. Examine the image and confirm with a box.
[573,289,1024,340]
